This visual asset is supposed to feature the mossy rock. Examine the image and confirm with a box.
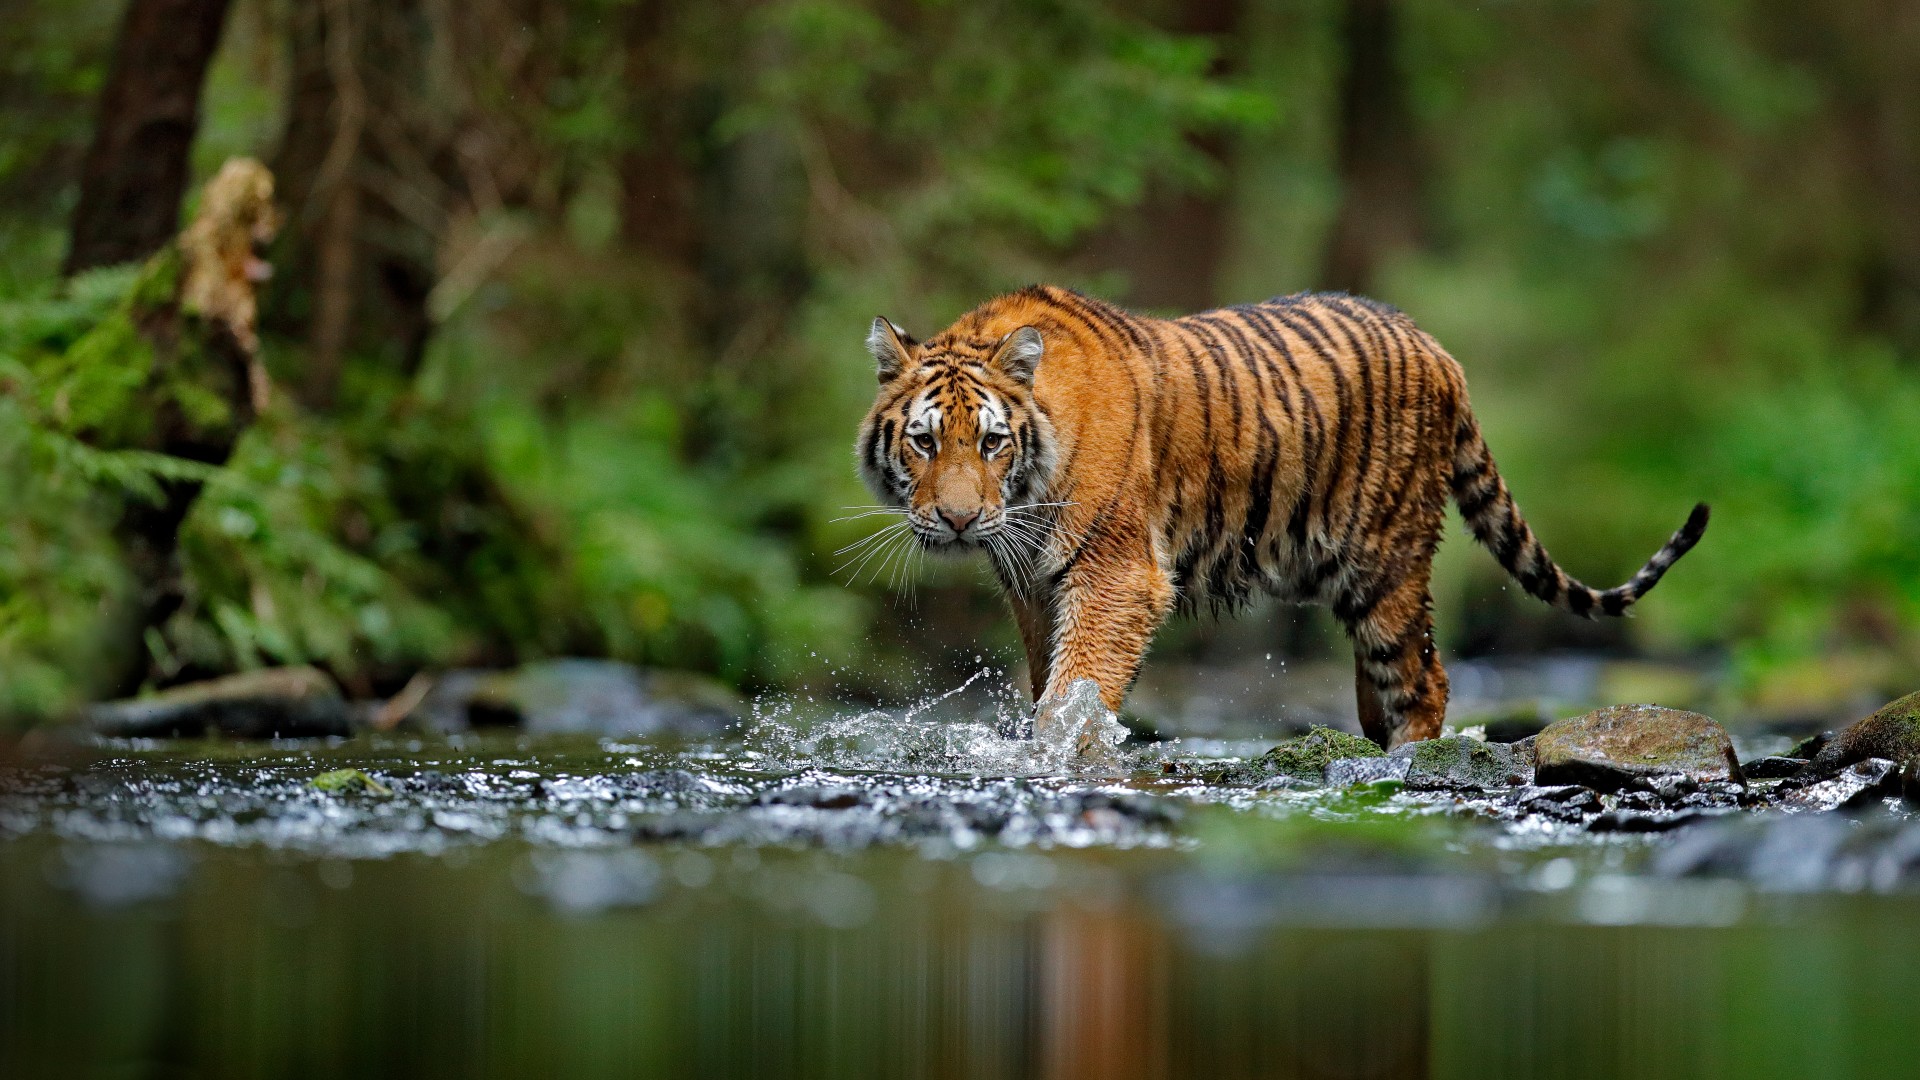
[1812,691,1920,775]
[1403,736,1531,792]
[1533,705,1739,791]
[1231,726,1380,784]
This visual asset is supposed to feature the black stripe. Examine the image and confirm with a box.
[1366,321,1429,534]
[1332,577,1388,626]
[1457,479,1501,522]
[1239,305,1324,542]
[1167,322,1228,580]
[1271,305,1353,534]
[1318,301,1379,545]
[1205,316,1282,581]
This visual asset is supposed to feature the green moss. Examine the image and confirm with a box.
[310,768,392,796]
[1816,691,1920,772]
[1240,726,1381,783]
[1404,737,1528,791]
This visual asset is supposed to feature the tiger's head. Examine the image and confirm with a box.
[854,317,1059,551]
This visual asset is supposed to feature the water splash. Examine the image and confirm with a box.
[743,669,1136,778]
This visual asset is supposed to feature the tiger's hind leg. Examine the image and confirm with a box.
[1341,575,1450,749]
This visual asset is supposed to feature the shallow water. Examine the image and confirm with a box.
[5,669,1920,1078]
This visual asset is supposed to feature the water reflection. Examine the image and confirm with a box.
[6,838,1920,1078]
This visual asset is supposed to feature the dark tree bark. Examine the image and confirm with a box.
[1319,0,1428,296]
[64,0,233,276]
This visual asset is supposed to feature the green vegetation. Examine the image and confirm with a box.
[308,768,392,796]
[3,0,1918,725]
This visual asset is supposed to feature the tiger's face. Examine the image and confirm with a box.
[855,318,1058,551]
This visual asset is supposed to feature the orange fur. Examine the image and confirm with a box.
[856,287,1707,747]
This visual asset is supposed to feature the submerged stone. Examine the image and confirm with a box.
[1741,756,1810,780]
[85,666,348,739]
[1782,758,1902,812]
[1810,691,1920,775]
[1511,785,1602,822]
[1532,705,1739,791]
[1401,736,1531,792]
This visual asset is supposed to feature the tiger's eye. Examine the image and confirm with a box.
[913,433,936,453]
[982,433,1006,454]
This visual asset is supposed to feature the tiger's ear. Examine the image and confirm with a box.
[992,326,1044,385]
[866,317,915,382]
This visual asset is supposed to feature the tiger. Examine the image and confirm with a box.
[854,285,1708,748]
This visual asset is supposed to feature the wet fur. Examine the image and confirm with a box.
[856,286,1708,748]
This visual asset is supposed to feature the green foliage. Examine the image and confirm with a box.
[0,270,149,717]
[1665,354,1920,680]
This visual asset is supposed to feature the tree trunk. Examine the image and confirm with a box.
[64,0,233,276]
[1319,0,1427,296]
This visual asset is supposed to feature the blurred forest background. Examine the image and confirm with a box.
[3,0,1918,724]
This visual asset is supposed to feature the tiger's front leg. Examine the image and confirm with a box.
[1038,551,1174,713]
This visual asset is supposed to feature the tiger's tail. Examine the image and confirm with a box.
[1449,410,1708,618]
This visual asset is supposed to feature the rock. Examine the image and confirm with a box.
[1324,756,1411,788]
[1532,705,1739,792]
[1246,726,1380,784]
[1512,785,1602,822]
[1781,758,1902,812]
[411,660,742,736]
[1809,691,1920,776]
[1401,736,1532,792]
[1680,781,1746,809]
[1741,756,1810,780]
[85,666,349,739]
[1908,760,1920,806]
[1613,789,1664,813]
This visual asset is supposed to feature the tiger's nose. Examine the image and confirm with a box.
[938,508,979,534]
